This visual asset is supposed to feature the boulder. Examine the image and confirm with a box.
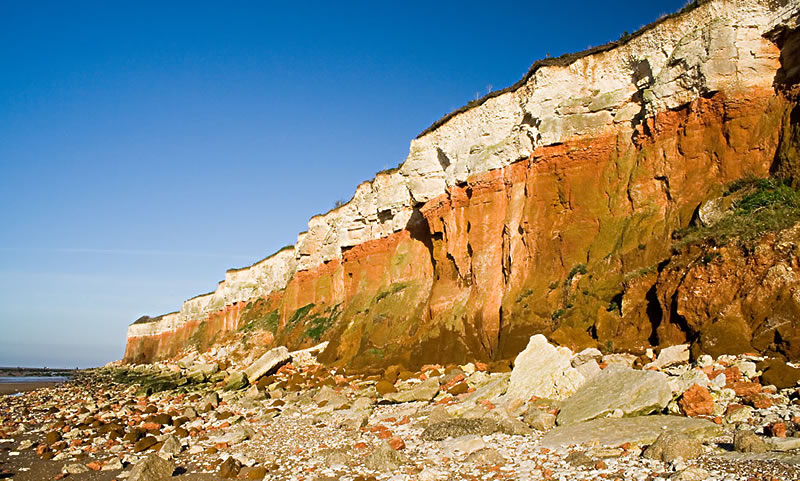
[759,359,800,389]
[364,441,409,472]
[733,429,768,453]
[383,377,439,403]
[158,435,182,459]
[540,415,722,448]
[464,448,506,466]
[506,335,585,403]
[643,431,704,462]
[645,345,690,370]
[523,407,556,431]
[571,347,602,367]
[421,418,498,441]
[556,365,671,426]
[187,363,218,382]
[128,454,175,481]
[224,371,248,391]
[678,384,714,417]
[243,346,291,383]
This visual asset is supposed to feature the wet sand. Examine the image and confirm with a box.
[0,381,63,396]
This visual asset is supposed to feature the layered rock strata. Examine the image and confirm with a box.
[125,0,800,368]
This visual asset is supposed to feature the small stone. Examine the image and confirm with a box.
[218,456,242,478]
[645,344,690,370]
[46,431,62,444]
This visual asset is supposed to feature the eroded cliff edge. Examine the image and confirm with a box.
[125,0,800,369]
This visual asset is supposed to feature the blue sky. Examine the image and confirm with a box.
[0,1,687,367]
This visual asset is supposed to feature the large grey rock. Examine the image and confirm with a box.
[364,441,409,471]
[243,346,290,382]
[210,424,255,445]
[540,415,722,448]
[523,407,556,431]
[384,377,440,403]
[158,435,182,459]
[506,335,585,402]
[645,344,690,370]
[733,429,768,453]
[187,362,218,382]
[128,454,175,481]
[224,371,248,391]
[643,431,704,462]
[421,418,498,441]
[556,365,671,425]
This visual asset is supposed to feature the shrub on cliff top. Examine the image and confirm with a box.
[675,177,800,248]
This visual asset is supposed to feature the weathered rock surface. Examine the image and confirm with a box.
[540,415,722,448]
[384,378,440,403]
[506,335,584,402]
[556,366,671,425]
[243,346,290,383]
[128,454,175,481]
[421,418,498,441]
[643,431,704,462]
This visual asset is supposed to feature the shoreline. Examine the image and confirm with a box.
[0,381,66,396]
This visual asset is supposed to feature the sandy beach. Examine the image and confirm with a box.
[0,381,64,396]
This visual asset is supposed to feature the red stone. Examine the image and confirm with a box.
[732,382,761,397]
[771,422,787,438]
[679,384,714,417]
[387,436,405,450]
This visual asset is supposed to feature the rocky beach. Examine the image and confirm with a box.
[2,338,800,480]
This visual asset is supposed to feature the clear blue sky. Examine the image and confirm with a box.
[0,1,687,368]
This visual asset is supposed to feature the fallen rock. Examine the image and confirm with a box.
[734,429,768,453]
[540,415,722,448]
[421,418,498,441]
[670,467,712,481]
[465,448,506,466]
[643,431,704,462]
[384,377,439,403]
[128,453,175,481]
[224,371,248,391]
[63,464,89,474]
[678,384,714,417]
[218,456,242,478]
[645,344,689,370]
[523,407,556,431]
[506,334,584,402]
[159,435,181,458]
[243,346,291,383]
[759,359,800,389]
[364,441,409,471]
[556,365,671,425]
[571,348,602,367]
[210,425,255,445]
[565,451,594,467]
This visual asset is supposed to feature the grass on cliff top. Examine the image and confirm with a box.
[674,178,800,249]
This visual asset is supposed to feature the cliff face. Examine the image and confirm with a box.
[125,0,800,368]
